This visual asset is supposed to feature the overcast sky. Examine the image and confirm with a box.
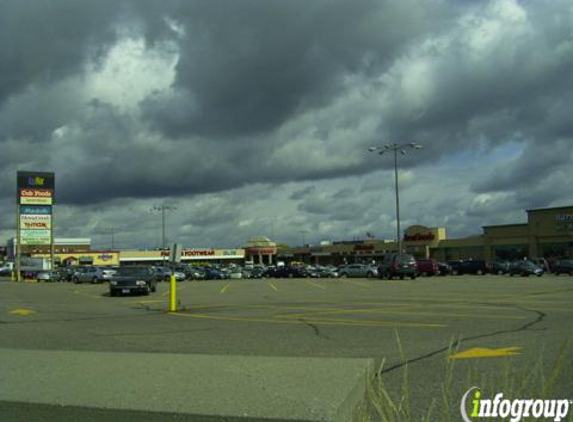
[1,0,572,250]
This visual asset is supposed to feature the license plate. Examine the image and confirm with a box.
[122,289,130,294]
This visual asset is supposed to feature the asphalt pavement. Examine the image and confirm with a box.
[1,275,572,421]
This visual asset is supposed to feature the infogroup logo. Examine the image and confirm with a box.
[461,387,571,422]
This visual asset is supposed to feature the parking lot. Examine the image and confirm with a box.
[1,274,572,421]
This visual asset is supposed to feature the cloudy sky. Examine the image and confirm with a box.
[1,0,572,250]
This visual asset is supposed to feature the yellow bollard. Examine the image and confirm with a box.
[169,274,177,312]
[11,270,15,282]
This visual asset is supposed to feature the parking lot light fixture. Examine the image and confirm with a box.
[150,205,177,264]
[368,142,423,253]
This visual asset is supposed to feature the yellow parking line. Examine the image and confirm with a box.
[268,282,278,291]
[168,312,446,328]
[341,279,370,287]
[305,280,326,290]
[220,283,230,294]
[276,308,525,320]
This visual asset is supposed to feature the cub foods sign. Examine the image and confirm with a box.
[17,171,55,247]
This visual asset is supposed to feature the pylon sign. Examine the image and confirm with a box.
[17,172,55,247]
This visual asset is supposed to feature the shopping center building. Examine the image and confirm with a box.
[280,206,573,264]
[4,206,572,267]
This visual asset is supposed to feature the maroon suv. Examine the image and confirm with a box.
[416,259,440,276]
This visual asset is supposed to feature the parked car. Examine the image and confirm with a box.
[436,262,451,276]
[36,271,60,282]
[552,260,573,276]
[530,257,550,273]
[307,266,339,278]
[273,265,309,278]
[338,264,378,278]
[377,254,417,280]
[153,266,186,281]
[72,266,117,284]
[451,260,490,275]
[185,267,206,280]
[228,267,243,279]
[491,261,511,275]
[249,267,265,279]
[416,259,440,276]
[109,266,157,296]
[203,267,227,280]
[446,260,464,274]
[508,260,543,277]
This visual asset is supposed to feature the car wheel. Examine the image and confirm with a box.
[151,283,157,292]
[339,273,347,278]
[452,270,458,276]
[477,270,483,275]
[400,274,405,280]
[73,277,79,284]
[410,275,416,280]
[110,290,116,297]
[497,270,503,275]
[92,277,98,284]
[366,272,373,278]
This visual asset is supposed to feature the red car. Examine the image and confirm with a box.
[416,259,440,276]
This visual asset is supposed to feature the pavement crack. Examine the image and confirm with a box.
[299,319,331,340]
[378,303,546,376]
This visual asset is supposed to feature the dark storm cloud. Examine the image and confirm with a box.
[141,0,447,138]
[0,0,123,105]
[472,140,572,195]
[289,186,315,201]
[1,0,572,238]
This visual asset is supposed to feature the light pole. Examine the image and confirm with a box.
[150,205,177,265]
[368,143,423,253]
[299,229,309,247]
[105,227,115,250]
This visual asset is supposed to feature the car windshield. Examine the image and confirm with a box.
[396,254,415,264]
[116,267,149,277]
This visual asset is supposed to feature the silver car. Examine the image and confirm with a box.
[338,264,378,278]
[72,267,117,284]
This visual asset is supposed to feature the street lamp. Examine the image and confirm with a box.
[150,205,177,264]
[368,142,423,253]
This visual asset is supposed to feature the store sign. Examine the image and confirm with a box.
[20,229,51,245]
[19,189,52,198]
[17,173,55,190]
[354,244,374,251]
[555,214,573,222]
[247,248,277,255]
[404,233,435,241]
[19,189,53,205]
[183,250,215,257]
[17,171,55,249]
[20,215,52,230]
[20,205,52,215]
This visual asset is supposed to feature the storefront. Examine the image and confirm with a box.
[282,206,573,264]
[6,237,91,260]
[31,251,119,267]
[245,236,277,265]
[119,248,246,265]
[432,206,573,261]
